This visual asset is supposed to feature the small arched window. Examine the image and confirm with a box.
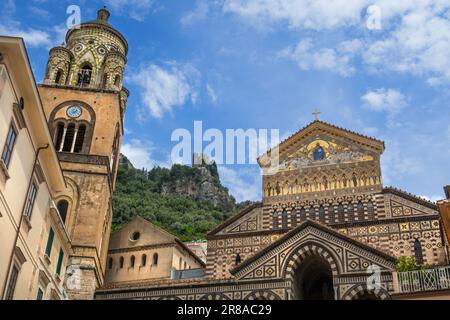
[318,205,325,223]
[54,122,65,150]
[130,255,135,268]
[114,75,121,87]
[152,253,158,265]
[108,257,113,269]
[55,70,63,84]
[119,256,124,269]
[348,202,354,223]
[367,200,375,220]
[77,64,92,86]
[308,206,316,220]
[281,209,288,228]
[102,74,108,88]
[73,124,86,153]
[414,239,424,265]
[141,254,147,267]
[313,145,325,161]
[62,123,76,152]
[291,209,297,227]
[328,204,335,224]
[235,253,241,265]
[338,203,345,223]
[273,210,279,229]
[56,200,69,224]
[299,207,306,221]
[357,201,365,221]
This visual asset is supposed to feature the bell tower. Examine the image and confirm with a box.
[38,8,129,299]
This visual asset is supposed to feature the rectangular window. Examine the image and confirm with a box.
[37,288,44,300]
[5,265,19,300]
[45,228,54,257]
[56,249,64,275]
[1,123,17,168]
[24,181,38,218]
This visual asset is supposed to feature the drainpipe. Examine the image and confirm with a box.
[1,144,49,299]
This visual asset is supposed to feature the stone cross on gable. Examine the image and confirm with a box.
[312,110,321,120]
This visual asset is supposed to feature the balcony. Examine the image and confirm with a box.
[393,266,450,294]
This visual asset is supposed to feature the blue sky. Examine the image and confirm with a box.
[2,0,450,203]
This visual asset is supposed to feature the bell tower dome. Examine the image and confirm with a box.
[38,8,129,300]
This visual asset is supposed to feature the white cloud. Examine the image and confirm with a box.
[181,0,211,26]
[361,88,408,114]
[0,24,52,48]
[223,0,367,30]
[278,38,359,76]
[218,165,261,202]
[121,139,169,169]
[381,140,421,186]
[206,84,218,104]
[129,62,200,119]
[225,0,450,83]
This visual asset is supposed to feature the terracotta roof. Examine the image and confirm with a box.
[207,202,262,237]
[258,120,385,164]
[230,219,397,275]
[382,187,438,210]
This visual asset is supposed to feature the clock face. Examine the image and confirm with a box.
[67,106,82,118]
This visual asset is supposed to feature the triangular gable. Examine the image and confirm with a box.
[109,216,176,250]
[230,220,396,281]
[258,120,385,168]
[207,202,263,237]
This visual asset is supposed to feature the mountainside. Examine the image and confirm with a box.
[112,154,237,241]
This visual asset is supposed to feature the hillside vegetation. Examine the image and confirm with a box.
[112,155,238,241]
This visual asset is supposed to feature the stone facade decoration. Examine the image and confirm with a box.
[95,120,449,300]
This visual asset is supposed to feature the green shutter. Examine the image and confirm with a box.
[56,249,64,275]
[45,228,54,257]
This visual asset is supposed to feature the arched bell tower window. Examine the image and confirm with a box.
[114,75,121,87]
[77,64,92,87]
[54,120,91,154]
[55,70,63,85]
[56,200,69,224]
[414,239,424,265]
[62,123,76,152]
[348,202,354,223]
[313,145,325,161]
[152,253,159,265]
[102,74,108,89]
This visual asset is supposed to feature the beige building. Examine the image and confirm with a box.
[0,8,130,300]
[104,217,205,286]
[0,37,72,300]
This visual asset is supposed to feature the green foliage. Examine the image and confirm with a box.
[112,162,233,241]
[396,256,432,272]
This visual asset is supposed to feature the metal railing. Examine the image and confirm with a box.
[394,266,450,293]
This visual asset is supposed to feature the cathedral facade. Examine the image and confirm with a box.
[97,121,449,300]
